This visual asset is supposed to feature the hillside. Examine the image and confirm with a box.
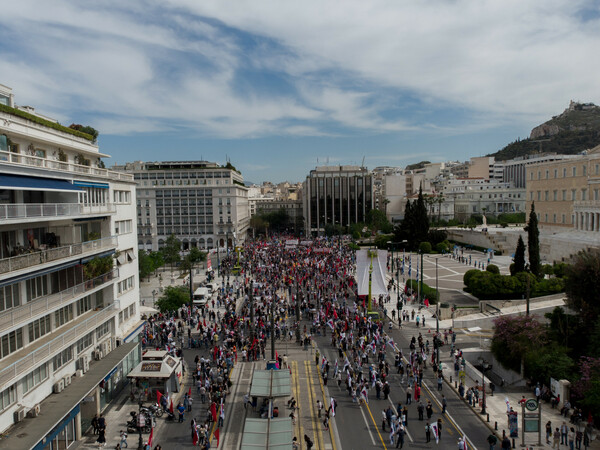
[490,101,600,161]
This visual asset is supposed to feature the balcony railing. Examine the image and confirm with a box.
[0,268,118,333]
[0,202,116,221]
[0,304,116,390]
[0,150,133,181]
[574,200,600,209]
[0,236,118,275]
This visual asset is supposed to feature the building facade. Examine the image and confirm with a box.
[303,165,373,235]
[0,84,142,449]
[526,147,600,232]
[113,161,249,252]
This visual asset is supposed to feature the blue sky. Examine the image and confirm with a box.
[1,1,599,183]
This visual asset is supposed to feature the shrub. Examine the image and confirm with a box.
[463,269,480,287]
[486,264,500,274]
[419,241,432,254]
[509,263,516,276]
[435,242,448,253]
[405,279,439,304]
[541,264,554,276]
[552,262,569,278]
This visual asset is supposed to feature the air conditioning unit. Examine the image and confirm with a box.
[53,380,65,394]
[14,406,26,423]
[76,369,84,378]
[27,404,41,418]
[63,374,72,386]
[83,358,90,373]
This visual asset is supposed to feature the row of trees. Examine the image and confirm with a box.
[251,209,304,236]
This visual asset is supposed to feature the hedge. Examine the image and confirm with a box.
[405,279,439,304]
[0,103,95,141]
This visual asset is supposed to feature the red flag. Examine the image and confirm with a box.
[192,425,199,445]
[197,321,201,330]
[214,428,220,447]
[211,402,217,421]
[148,427,154,447]
[156,390,163,406]
[170,399,174,414]
[188,386,192,397]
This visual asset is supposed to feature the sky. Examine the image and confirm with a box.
[1,1,599,183]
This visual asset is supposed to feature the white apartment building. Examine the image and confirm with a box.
[113,161,249,252]
[442,178,525,221]
[0,84,142,449]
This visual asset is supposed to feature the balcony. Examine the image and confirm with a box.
[0,236,117,276]
[0,268,118,334]
[0,150,133,181]
[0,202,116,222]
[0,304,117,390]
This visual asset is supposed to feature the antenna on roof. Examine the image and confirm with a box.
[361,156,365,168]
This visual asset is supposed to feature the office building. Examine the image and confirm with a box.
[303,165,373,235]
[113,161,249,251]
[0,84,142,449]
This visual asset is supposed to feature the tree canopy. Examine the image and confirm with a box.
[155,285,189,312]
[565,250,600,329]
[526,203,540,277]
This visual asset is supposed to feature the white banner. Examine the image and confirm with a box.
[356,250,388,296]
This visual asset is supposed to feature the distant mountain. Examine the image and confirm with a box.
[490,101,600,161]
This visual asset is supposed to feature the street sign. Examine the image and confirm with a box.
[525,398,538,411]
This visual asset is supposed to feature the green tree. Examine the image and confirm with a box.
[161,234,181,272]
[526,203,540,277]
[414,185,430,246]
[565,250,600,330]
[138,250,154,280]
[155,285,189,312]
[486,264,500,274]
[149,251,164,274]
[513,235,526,274]
[366,209,393,234]
[179,247,207,274]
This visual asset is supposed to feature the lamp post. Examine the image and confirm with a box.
[271,293,276,360]
[435,256,440,367]
[480,359,490,415]
[137,395,144,450]
[295,281,301,343]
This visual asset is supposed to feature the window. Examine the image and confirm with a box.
[115,220,133,235]
[77,295,93,315]
[562,214,566,224]
[117,276,135,294]
[563,168,567,177]
[554,169,558,178]
[29,315,51,342]
[553,214,557,223]
[76,332,94,354]
[544,191,549,201]
[22,363,48,394]
[583,165,587,176]
[545,170,549,179]
[544,213,548,222]
[0,385,16,412]
[537,191,541,201]
[573,167,577,177]
[596,164,599,175]
[553,190,557,201]
[27,275,48,301]
[53,346,73,371]
[572,189,577,201]
[96,321,110,340]
[562,190,567,201]
[0,284,20,311]
[537,171,541,180]
[530,192,534,201]
[1,329,23,359]
[595,189,599,201]
[113,190,131,204]
[129,303,136,317]
[582,189,587,201]
[55,304,73,328]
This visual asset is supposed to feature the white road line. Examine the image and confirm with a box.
[421,380,476,450]
[359,403,377,446]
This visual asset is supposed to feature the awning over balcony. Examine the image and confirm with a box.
[72,180,109,189]
[0,174,83,192]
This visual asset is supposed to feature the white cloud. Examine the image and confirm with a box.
[0,0,599,140]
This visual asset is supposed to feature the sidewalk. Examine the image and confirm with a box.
[394,300,600,449]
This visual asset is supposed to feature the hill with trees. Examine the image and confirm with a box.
[490,101,600,161]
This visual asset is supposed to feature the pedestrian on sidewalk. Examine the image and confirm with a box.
[436,418,443,441]
[561,422,569,444]
[187,396,193,411]
[501,434,511,449]
[92,414,99,435]
[406,385,412,404]
[569,427,575,450]
[425,422,431,442]
[119,430,128,448]
[546,421,552,444]
[553,427,561,448]
[442,395,447,413]
[316,400,323,418]
[487,433,497,450]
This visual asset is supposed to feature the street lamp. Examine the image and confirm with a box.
[480,358,491,415]
[137,394,144,450]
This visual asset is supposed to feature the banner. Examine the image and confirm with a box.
[356,250,388,296]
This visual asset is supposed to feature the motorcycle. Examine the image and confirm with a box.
[144,403,163,418]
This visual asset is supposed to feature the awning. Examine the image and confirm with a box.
[0,174,82,192]
[123,320,146,343]
[250,370,292,398]
[241,418,294,449]
[72,180,109,189]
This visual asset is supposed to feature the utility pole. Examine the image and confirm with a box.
[295,282,301,342]
[526,273,531,316]
[435,257,440,367]
[420,251,424,307]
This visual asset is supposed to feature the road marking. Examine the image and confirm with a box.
[363,398,388,449]
[315,351,338,450]
[307,361,325,449]
[305,360,324,449]
[359,403,376,446]
[292,361,303,444]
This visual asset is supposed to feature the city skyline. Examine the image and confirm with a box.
[1,1,599,182]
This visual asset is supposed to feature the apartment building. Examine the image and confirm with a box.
[113,161,249,252]
[0,84,141,449]
[303,165,373,235]
[526,147,600,232]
